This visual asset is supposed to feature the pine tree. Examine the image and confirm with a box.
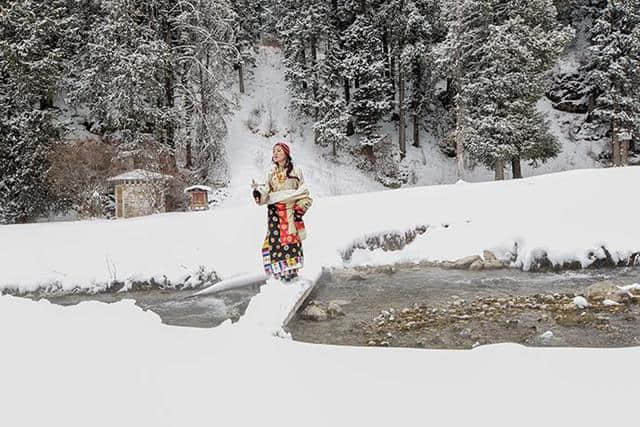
[0,0,74,223]
[230,0,263,93]
[438,0,571,179]
[70,0,236,175]
[379,0,443,153]
[0,113,58,224]
[586,0,640,166]
[343,7,393,151]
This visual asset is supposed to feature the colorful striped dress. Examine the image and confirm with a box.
[254,165,312,281]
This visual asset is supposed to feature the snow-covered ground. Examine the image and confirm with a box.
[2,167,638,295]
[2,291,639,427]
[1,47,637,426]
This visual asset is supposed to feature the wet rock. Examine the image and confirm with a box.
[469,260,484,271]
[586,281,619,302]
[329,299,351,306]
[300,305,328,321]
[439,261,457,269]
[454,255,482,269]
[327,302,345,318]
[483,260,505,270]
[539,330,554,340]
[347,274,366,282]
[505,319,519,328]
[483,250,498,261]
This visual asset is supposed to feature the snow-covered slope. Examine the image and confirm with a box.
[1,167,638,294]
[222,46,604,195]
[221,47,385,208]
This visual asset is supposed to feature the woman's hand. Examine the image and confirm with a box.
[252,189,261,204]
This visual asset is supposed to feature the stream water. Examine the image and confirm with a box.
[37,285,262,328]
[287,265,640,349]
[20,265,640,349]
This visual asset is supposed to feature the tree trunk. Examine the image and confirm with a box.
[382,28,392,87]
[495,159,505,180]
[238,63,245,94]
[412,113,419,148]
[511,156,522,178]
[185,141,193,169]
[344,78,350,104]
[454,2,464,181]
[612,121,621,167]
[300,42,307,90]
[398,63,406,159]
[621,139,629,166]
[162,15,177,171]
[412,63,421,148]
[389,54,396,95]
[311,34,319,144]
[455,99,465,180]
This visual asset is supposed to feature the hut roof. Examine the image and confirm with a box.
[107,169,172,183]
[183,185,213,194]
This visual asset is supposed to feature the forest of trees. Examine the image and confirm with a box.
[1,0,639,223]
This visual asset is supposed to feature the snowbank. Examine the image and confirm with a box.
[1,167,639,294]
[1,294,638,427]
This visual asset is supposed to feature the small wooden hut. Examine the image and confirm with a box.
[184,185,212,211]
[107,169,172,219]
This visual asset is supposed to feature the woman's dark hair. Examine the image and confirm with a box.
[273,154,299,183]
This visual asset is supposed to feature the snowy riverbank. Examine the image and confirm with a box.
[1,167,639,294]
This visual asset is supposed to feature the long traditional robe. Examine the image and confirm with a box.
[252,165,312,280]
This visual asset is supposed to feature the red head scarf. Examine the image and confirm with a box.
[273,142,291,158]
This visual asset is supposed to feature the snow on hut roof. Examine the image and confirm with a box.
[183,185,213,194]
[107,169,173,182]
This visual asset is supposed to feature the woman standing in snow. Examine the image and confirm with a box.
[252,142,312,282]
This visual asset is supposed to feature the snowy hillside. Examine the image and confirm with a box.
[221,47,385,208]
[221,46,604,200]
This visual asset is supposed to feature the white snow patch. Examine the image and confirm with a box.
[573,296,590,309]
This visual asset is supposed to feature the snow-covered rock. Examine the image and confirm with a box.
[573,296,590,309]
[539,330,554,340]
[586,281,620,302]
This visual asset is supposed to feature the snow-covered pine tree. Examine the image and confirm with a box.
[70,1,173,151]
[174,0,237,181]
[585,0,640,166]
[310,0,351,154]
[70,0,236,178]
[439,0,571,179]
[274,0,322,119]
[312,44,350,156]
[0,0,75,223]
[229,0,263,93]
[343,5,392,154]
[436,0,492,179]
[379,0,443,153]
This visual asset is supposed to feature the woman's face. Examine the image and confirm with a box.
[272,146,287,164]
